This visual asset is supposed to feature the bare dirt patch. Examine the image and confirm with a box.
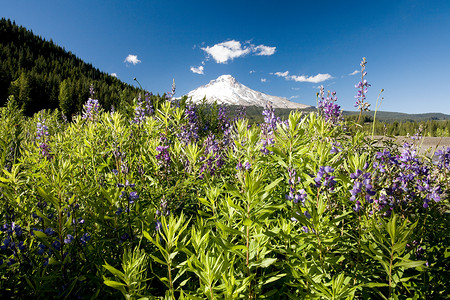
[372,136,450,155]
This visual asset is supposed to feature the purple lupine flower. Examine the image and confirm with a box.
[286,168,307,204]
[37,244,46,255]
[80,233,91,246]
[132,94,146,124]
[354,57,371,111]
[261,102,280,135]
[315,166,336,190]
[82,85,101,120]
[156,145,171,172]
[317,87,343,125]
[260,138,275,155]
[128,191,139,204]
[199,134,225,178]
[435,147,450,170]
[52,240,61,251]
[144,92,154,116]
[165,79,176,101]
[155,220,162,231]
[234,106,247,122]
[18,241,26,251]
[45,228,55,236]
[330,142,342,154]
[349,170,377,211]
[36,115,52,159]
[178,104,199,144]
[64,234,74,244]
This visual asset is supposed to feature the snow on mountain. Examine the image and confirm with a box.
[183,75,311,109]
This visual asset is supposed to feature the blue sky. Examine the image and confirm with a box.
[3,0,450,114]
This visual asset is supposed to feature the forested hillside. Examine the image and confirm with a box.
[0,18,145,117]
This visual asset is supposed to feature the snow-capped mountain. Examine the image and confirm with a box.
[183,75,311,109]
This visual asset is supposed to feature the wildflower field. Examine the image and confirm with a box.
[0,63,449,299]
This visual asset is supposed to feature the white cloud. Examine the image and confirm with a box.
[273,71,290,77]
[272,71,332,83]
[190,65,204,74]
[290,73,333,83]
[253,45,276,56]
[291,87,300,90]
[249,70,256,74]
[111,73,117,77]
[289,95,300,100]
[124,54,141,65]
[261,78,267,82]
[349,70,359,76]
[201,40,276,64]
[201,40,250,63]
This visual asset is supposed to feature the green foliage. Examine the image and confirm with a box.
[0,76,448,299]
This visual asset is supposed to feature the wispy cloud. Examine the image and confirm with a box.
[289,95,300,100]
[124,54,141,65]
[349,70,359,76]
[291,87,300,90]
[272,71,332,83]
[190,65,204,74]
[201,40,276,64]
[111,73,117,77]
[253,45,276,56]
[249,70,256,74]
[261,78,267,82]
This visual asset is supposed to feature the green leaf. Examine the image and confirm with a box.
[103,264,125,280]
[263,273,286,285]
[365,282,389,288]
[251,258,277,268]
[33,230,48,239]
[394,260,426,269]
[104,280,126,288]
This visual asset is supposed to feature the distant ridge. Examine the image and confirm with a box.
[183,75,311,109]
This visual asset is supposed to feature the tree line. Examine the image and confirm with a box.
[0,18,163,118]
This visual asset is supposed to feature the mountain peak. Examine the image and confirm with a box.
[215,74,235,82]
[184,75,311,109]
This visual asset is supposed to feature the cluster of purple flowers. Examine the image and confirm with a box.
[156,144,171,172]
[132,93,155,125]
[165,79,176,101]
[372,140,442,209]
[435,147,450,170]
[317,86,343,125]
[234,106,247,122]
[354,57,371,111]
[178,105,199,144]
[132,95,146,125]
[330,142,342,154]
[0,220,25,267]
[314,166,336,190]
[260,138,275,155]
[30,200,90,266]
[236,161,251,171]
[261,102,280,135]
[116,181,139,216]
[285,168,307,204]
[82,85,101,121]
[349,170,376,212]
[36,115,52,159]
[113,147,129,175]
[199,134,224,178]
[260,102,280,154]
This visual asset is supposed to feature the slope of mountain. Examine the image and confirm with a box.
[183,75,311,109]
[0,18,143,116]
